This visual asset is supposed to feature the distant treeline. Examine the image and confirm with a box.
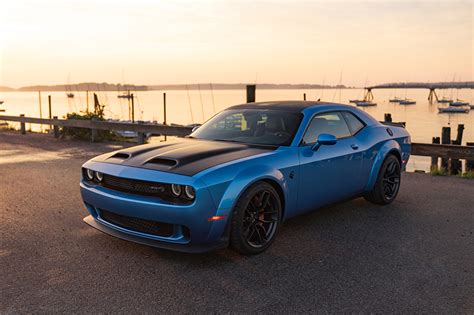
[0,82,351,92]
[0,83,148,92]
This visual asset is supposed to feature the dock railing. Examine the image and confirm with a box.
[0,114,192,143]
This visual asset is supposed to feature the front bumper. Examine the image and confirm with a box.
[80,161,231,252]
[83,215,228,253]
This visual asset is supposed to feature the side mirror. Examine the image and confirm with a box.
[191,125,201,132]
[311,133,337,151]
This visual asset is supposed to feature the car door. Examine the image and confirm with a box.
[296,111,363,215]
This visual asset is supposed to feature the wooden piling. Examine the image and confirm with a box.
[53,116,59,138]
[38,91,43,133]
[48,95,52,130]
[303,93,306,101]
[441,127,451,171]
[137,132,145,144]
[163,93,167,141]
[131,93,135,123]
[20,114,26,134]
[246,85,256,103]
[467,142,474,172]
[451,124,464,175]
[431,137,440,171]
[91,118,97,142]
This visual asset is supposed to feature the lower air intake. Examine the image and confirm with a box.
[100,209,174,237]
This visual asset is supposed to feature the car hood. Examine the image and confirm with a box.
[92,138,276,176]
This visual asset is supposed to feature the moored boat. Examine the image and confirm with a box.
[349,99,364,103]
[399,99,416,105]
[389,97,402,103]
[438,97,453,104]
[449,99,469,106]
[355,101,377,107]
[438,106,469,113]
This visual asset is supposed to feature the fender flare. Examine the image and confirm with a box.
[215,164,288,218]
[365,140,402,192]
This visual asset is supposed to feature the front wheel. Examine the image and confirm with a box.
[364,154,401,205]
[230,182,282,255]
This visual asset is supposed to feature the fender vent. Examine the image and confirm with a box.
[145,158,177,167]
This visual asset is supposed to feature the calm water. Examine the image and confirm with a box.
[1,88,473,171]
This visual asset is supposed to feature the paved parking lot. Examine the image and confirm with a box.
[1,131,473,313]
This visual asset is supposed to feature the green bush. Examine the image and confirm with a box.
[61,111,113,141]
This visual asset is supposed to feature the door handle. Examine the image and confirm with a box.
[351,144,359,150]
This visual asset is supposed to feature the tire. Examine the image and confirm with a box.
[230,182,282,255]
[364,154,401,205]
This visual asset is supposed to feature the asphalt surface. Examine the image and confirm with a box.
[1,131,473,313]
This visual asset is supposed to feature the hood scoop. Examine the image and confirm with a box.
[145,158,178,167]
[108,152,131,160]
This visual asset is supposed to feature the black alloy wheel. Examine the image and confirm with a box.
[364,154,401,205]
[230,182,282,255]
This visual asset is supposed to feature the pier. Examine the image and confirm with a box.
[363,81,474,102]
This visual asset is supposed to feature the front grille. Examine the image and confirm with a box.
[100,209,174,237]
[102,174,168,197]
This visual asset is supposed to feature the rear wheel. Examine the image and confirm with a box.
[364,154,401,205]
[230,182,282,255]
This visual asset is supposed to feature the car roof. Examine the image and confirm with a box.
[227,100,351,112]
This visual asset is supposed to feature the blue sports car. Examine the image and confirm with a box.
[81,101,410,254]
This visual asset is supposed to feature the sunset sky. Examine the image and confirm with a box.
[0,0,472,87]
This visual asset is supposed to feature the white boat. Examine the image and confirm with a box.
[399,99,416,105]
[438,107,469,113]
[355,101,377,107]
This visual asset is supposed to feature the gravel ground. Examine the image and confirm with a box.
[1,131,473,313]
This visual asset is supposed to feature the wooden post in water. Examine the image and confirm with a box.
[441,127,451,171]
[467,142,474,172]
[20,114,26,135]
[163,92,167,141]
[48,95,52,130]
[246,85,256,103]
[86,90,89,113]
[131,93,135,123]
[451,124,464,175]
[53,116,59,138]
[384,113,392,122]
[303,93,306,101]
[431,137,440,171]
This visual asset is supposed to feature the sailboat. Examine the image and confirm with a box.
[399,99,416,105]
[66,74,74,98]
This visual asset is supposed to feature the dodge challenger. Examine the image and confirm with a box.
[81,101,411,254]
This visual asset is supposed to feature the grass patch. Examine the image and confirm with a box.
[460,171,474,179]
[430,167,448,176]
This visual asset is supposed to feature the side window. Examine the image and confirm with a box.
[342,111,365,135]
[302,112,351,144]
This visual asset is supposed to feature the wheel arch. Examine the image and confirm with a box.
[365,140,402,192]
[215,165,288,220]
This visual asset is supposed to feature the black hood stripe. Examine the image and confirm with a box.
[94,138,275,176]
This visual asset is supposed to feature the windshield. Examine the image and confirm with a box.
[190,109,302,146]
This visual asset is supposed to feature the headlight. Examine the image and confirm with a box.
[95,172,103,182]
[86,169,95,181]
[184,185,195,199]
[171,184,182,197]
